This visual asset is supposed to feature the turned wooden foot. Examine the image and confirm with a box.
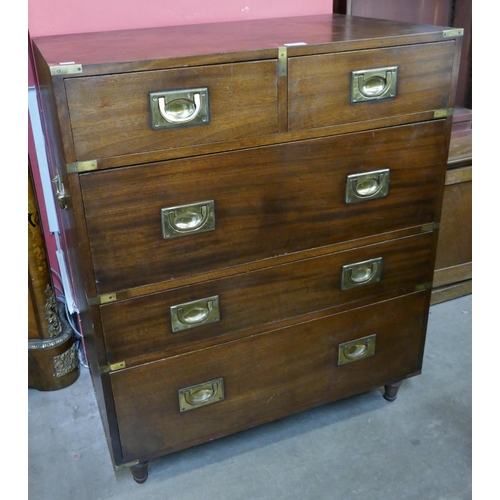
[130,461,149,484]
[383,380,403,402]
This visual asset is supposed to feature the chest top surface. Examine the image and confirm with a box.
[32,14,453,75]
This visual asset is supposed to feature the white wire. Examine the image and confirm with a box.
[52,272,89,368]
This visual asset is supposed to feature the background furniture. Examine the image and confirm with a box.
[28,159,80,391]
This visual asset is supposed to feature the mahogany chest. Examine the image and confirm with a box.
[32,14,462,483]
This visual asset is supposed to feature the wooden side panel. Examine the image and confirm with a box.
[348,0,453,26]
[434,177,472,271]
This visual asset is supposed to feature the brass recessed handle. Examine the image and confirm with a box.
[149,87,209,130]
[178,378,225,412]
[346,169,390,204]
[349,265,375,284]
[161,200,215,239]
[351,66,398,103]
[338,335,376,365]
[341,257,383,290]
[177,301,213,325]
[169,205,208,232]
[170,295,220,332]
[158,93,202,124]
[343,343,368,360]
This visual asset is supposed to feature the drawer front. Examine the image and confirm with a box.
[65,60,278,160]
[111,292,428,462]
[81,120,447,294]
[101,232,434,364]
[288,41,455,131]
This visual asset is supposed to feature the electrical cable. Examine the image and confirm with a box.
[52,268,89,368]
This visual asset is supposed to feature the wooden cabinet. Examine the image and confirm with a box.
[431,107,472,303]
[32,14,462,483]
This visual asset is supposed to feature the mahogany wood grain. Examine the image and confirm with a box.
[101,232,435,364]
[74,110,440,170]
[31,14,462,477]
[288,41,455,132]
[111,292,428,462]
[32,15,451,77]
[80,120,447,294]
[101,224,435,301]
[65,61,279,160]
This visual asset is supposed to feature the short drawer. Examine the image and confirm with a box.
[81,120,447,293]
[101,232,434,364]
[65,60,279,160]
[288,41,455,131]
[111,292,428,462]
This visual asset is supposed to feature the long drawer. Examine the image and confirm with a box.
[81,120,447,293]
[111,292,428,462]
[288,41,455,131]
[101,232,434,364]
[65,60,279,160]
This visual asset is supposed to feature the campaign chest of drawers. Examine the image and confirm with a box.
[32,14,462,483]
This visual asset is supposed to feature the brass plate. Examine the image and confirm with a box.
[433,108,454,119]
[443,28,464,37]
[341,257,383,290]
[351,66,398,103]
[50,63,83,76]
[345,169,390,203]
[161,200,215,239]
[150,87,209,130]
[278,46,287,77]
[338,334,376,365]
[170,295,220,332]
[178,378,225,412]
[66,160,98,174]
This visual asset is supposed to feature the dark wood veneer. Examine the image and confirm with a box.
[80,121,447,294]
[111,292,428,462]
[32,14,462,481]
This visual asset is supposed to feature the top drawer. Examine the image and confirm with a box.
[288,41,455,131]
[64,60,279,160]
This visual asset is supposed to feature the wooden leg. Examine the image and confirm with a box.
[383,380,403,402]
[130,461,149,484]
